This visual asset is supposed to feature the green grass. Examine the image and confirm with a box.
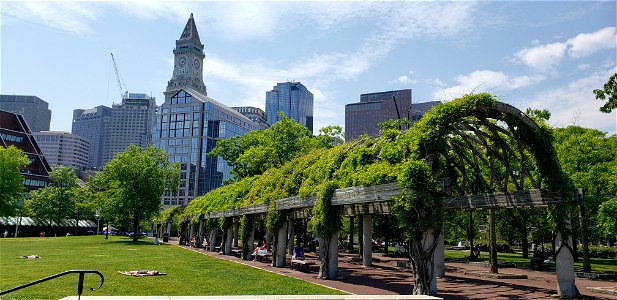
[444,250,617,273]
[0,236,345,299]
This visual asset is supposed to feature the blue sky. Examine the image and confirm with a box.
[1,1,616,135]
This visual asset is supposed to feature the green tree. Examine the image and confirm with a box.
[0,146,28,216]
[99,145,179,241]
[594,73,617,113]
[210,116,335,179]
[26,166,79,232]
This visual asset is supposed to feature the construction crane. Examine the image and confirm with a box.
[110,52,128,100]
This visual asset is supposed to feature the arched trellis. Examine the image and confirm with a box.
[180,94,580,298]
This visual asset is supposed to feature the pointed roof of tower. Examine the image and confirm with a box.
[179,13,201,46]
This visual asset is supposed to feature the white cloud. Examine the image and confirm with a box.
[567,27,616,59]
[432,70,545,101]
[578,64,591,70]
[523,68,616,133]
[514,42,567,72]
[513,27,616,72]
[1,2,98,34]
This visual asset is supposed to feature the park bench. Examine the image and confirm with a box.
[290,259,314,272]
[231,249,242,258]
[256,253,271,263]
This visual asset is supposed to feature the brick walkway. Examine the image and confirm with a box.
[178,243,616,299]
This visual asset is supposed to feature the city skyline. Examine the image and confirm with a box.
[1,1,616,135]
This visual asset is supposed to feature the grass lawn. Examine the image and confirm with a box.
[0,236,346,299]
[444,249,617,273]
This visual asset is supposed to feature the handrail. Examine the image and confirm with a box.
[0,270,104,299]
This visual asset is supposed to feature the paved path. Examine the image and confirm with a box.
[178,243,616,299]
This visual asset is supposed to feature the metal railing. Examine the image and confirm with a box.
[0,270,104,300]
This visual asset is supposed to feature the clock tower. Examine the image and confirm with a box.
[165,13,207,97]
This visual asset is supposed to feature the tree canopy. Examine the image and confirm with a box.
[594,72,617,113]
[209,116,340,180]
[95,145,179,241]
[0,146,29,216]
[25,166,79,230]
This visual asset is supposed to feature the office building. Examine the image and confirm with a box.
[0,110,50,190]
[156,14,259,206]
[345,89,413,140]
[32,131,89,171]
[71,105,112,169]
[104,93,158,164]
[0,95,52,132]
[265,82,313,132]
[232,106,268,130]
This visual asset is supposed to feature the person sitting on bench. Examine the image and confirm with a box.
[252,241,268,261]
[530,247,545,270]
[292,244,305,260]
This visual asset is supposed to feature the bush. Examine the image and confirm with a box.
[577,246,617,259]
[476,240,512,253]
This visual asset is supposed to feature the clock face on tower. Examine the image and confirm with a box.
[194,59,200,68]
[178,57,186,66]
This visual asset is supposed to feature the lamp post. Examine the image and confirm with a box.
[105,221,109,240]
[14,198,24,238]
[95,209,101,235]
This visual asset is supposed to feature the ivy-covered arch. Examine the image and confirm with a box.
[180,93,575,296]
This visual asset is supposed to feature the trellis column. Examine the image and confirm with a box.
[362,214,372,267]
[188,223,195,244]
[555,230,576,298]
[246,226,256,260]
[358,215,364,257]
[276,222,288,267]
[225,226,233,255]
[166,221,172,238]
[327,231,340,279]
[287,219,295,255]
[196,219,205,248]
[233,219,240,248]
[434,232,445,278]
[348,216,355,251]
[209,228,218,252]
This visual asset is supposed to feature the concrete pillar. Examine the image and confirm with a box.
[423,228,438,294]
[225,226,233,255]
[196,219,204,248]
[362,214,372,267]
[247,227,255,260]
[166,222,172,236]
[434,231,445,278]
[189,223,195,243]
[555,230,576,298]
[276,222,288,267]
[209,228,218,252]
[287,220,295,255]
[233,220,240,248]
[265,231,271,249]
[327,231,339,279]
[358,215,364,257]
[348,216,355,251]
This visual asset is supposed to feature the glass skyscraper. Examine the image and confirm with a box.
[265,82,314,132]
[72,105,112,169]
[156,14,258,207]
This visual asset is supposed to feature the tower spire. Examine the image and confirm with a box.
[179,12,201,46]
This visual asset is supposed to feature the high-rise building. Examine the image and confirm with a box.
[0,110,50,190]
[104,93,158,164]
[265,82,314,132]
[71,105,112,169]
[156,14,259,207]
[232,106,268,130]
[345,89,413,141]
[0,95,52,132]
[32,131,89,171]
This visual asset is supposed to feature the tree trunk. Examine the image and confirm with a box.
[318,237,329,279]
[132,209,139,242]
[468,210,475,260]
[578,192,591,273]
[489,208,498,274]
[522,217,529,259]
[410,229,438,295]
